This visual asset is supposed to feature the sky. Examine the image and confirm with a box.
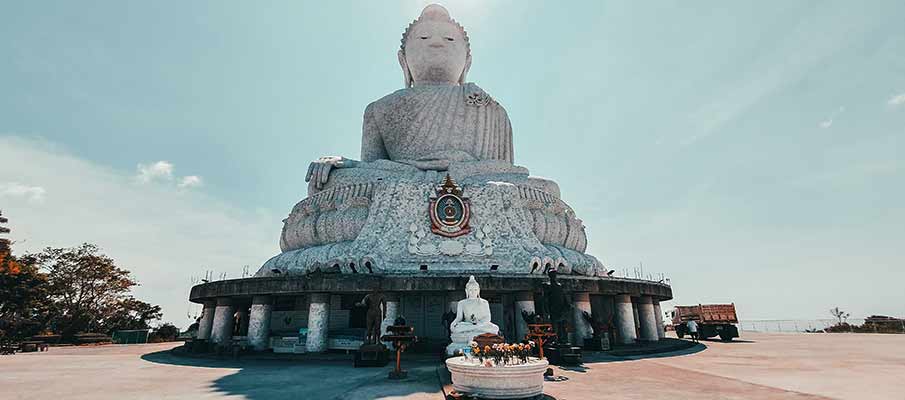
[1,1,903,327]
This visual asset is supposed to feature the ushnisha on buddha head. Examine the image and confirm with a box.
[399,4,471,88]
[464,275,480,299]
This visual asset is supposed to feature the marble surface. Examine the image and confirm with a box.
[258,4,606,279]
[247,300,272,350]
[263,161,602,277]
[615,295,636,344]
[210,304,235,345]
[572,299,594,346]
[196,302,215,340]
[305,300,329,353]
[638,297,659,341]
[446,356,548,399]
[446,276,499,355]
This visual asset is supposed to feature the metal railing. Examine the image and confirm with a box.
[739,318,905,333]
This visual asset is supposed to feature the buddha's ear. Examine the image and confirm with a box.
[459,54,472,85]
[398,50,413,88]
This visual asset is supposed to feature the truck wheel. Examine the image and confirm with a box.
[719,332,733,342]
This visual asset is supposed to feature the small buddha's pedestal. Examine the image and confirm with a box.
[545,344,583,366]
[583,332,611,351]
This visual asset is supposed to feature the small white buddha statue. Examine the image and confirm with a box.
[446,275,500,355]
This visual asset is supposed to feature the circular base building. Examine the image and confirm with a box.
[188,4,672,354]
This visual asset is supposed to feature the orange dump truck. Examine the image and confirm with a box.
[671,304,739,341]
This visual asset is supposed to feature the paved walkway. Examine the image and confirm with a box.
[1,332,903,399]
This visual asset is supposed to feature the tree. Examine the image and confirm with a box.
[150,323,180,342]
[103,297,162,331]
[20,244,161,339]
[830,307,850,325]
[0,211,52,340]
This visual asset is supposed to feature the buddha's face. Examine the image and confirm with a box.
[403,20,469,85]
[465,285,479,299]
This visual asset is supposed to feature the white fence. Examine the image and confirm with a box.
[739,319,870,333]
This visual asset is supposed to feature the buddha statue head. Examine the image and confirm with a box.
[399,4,471,88]
[464,275,480,299]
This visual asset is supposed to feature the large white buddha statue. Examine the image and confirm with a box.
[263,4,604,280]
[305,4,513,191]
[446,276,500,355]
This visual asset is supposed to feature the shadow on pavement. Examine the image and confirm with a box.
[701,338,757,344]
[557,364,589,373]
[582,341,707,363]
[141,349,444,400]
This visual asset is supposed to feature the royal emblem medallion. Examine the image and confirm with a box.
[429,174,471,238]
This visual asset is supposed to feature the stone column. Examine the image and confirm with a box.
[247,295,273,351]
[614,295,636,345]
[653,300,666,339]
[210,298,236,345]
[196,300,215,340]
[571,292,593,347]
[382,293,400,349]
[514,291,535,342]
[305,293,330,353]
[638,296,659,342]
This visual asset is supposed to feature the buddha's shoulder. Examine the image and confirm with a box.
[365,88,411,117]
[365,83,504,115]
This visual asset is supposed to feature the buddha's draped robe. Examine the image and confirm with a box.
[361,83,513,170]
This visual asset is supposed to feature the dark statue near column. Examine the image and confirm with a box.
[357,289,387,345]
[540,269,572,342]
[539,269,583,365]
[354,289,390,368]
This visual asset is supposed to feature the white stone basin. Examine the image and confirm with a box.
[445,356,549,399]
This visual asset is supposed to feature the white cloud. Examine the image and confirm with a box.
[888,93,905,107]
[0,136,279,327]
[136,161,174,183]
[136,160,204,190]
[178,175,203,188]
[818,106,844,129]
[0,182,47,202]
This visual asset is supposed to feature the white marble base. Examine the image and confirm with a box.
[446,356,548,399]
[446,327,499,356]
[446,331,475,356]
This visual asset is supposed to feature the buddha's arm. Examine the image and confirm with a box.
[475,301,493,324]
[306,105,388,192]
[361,102,389,162]
[305,156,361,193]
[450,302,464,331]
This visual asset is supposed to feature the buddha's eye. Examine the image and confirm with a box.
[420,36,429,40]
[445,37,454,41]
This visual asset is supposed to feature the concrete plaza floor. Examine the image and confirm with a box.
[1,332,903,399]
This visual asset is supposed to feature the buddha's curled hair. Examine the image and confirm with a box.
[400,4,470,59]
